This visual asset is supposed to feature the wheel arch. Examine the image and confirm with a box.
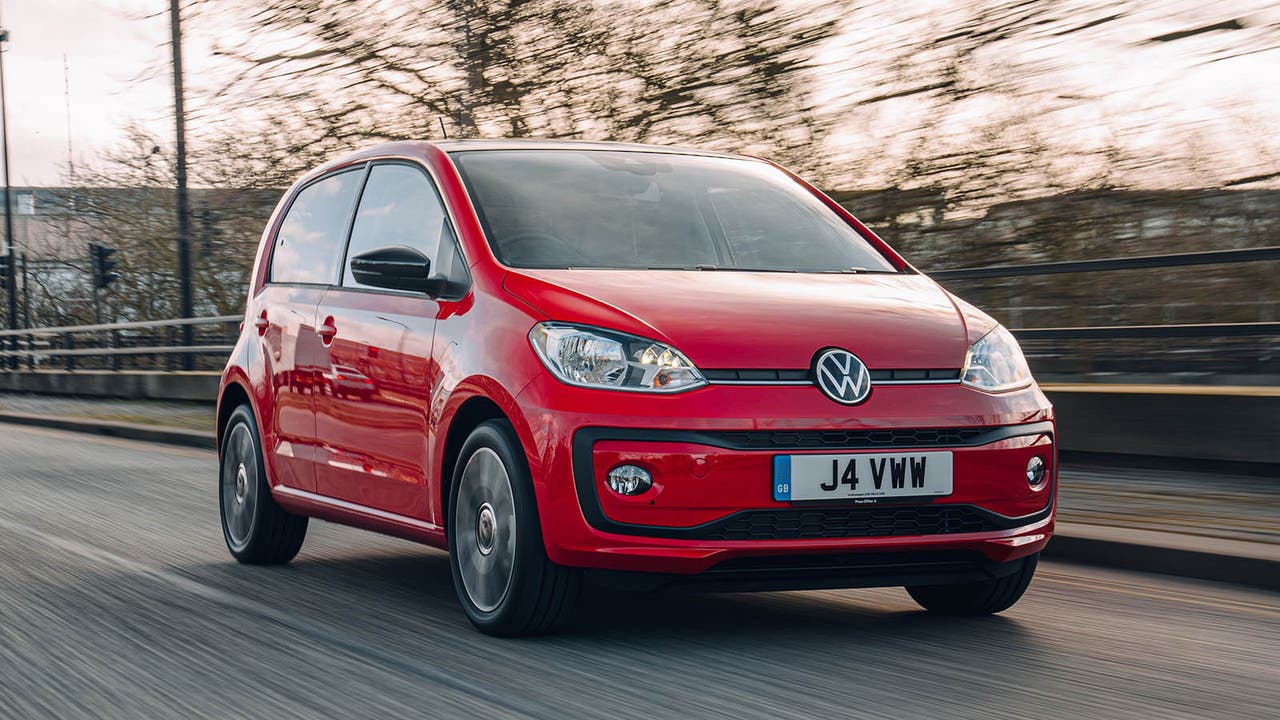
[436,378,540,539]
[216,377,255,452]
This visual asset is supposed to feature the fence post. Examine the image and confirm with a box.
[111,329,121,371]
[64,334,75,371]
[166,325,178,371]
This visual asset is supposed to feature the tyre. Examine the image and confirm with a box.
[906,553,1038,616]
[448,420,582,636]
[219,404,308,564]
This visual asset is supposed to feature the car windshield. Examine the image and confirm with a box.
[450,149,899,273]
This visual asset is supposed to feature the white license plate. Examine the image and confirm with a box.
[773,452,953,502]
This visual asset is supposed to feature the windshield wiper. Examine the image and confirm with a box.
[837,267,907,274]
[695,265,801,273]
[556,264,906,273]
[696,265,904,274]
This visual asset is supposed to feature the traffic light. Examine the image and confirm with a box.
[90,243,119,290]
[198,208,224,256]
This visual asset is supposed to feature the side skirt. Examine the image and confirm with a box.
[272,485,448,549]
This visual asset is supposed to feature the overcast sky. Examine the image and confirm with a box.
[2,0,202,185]
[3,0,1279,188]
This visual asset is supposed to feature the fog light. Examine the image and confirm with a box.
[1026,456,1047,487]
[607,464,652,496]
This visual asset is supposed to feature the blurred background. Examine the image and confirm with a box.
[0,4,1276,719]
[1,1,1277,384]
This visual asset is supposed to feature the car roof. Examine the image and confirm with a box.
[433,138,745,160]
[295,139,760,191]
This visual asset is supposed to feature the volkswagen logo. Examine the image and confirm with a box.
[814,349,872,405]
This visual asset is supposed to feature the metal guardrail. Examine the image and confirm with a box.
[929,246,1280,376]
[1012,322,1280,340]
[929,245,1280,280]
[0,345,234,359]
[0,315,240,338]
[0,314,1273,369]
[0,315,240,371]
[0,242,1276,374]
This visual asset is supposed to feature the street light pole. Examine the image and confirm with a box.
[169,0,194,368]
[0,24,18,370]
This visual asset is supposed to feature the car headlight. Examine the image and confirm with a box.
[529,323,706,392]
[962,325,1033,392]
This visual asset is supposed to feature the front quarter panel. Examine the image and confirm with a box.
[428,285,550,527]
[426,143,552,528]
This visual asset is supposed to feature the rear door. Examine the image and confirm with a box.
[256,167,365,493]
[313,162,463,517]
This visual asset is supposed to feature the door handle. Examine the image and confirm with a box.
[254,311,270,336]
[319,317,338,345]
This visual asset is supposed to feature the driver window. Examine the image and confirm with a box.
[343,163,449,289]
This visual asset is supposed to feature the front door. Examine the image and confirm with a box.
[313,162,455,518]
[314,290,437,516]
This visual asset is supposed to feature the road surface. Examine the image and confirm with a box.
[0,425,1276,719]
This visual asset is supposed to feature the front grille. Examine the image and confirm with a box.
[870,368,961,381]
[702,368,961,383]
[691,505,1004,541]
[707,427,986,450]
[703,368,811,382]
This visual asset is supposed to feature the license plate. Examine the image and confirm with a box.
[773,452,953,502]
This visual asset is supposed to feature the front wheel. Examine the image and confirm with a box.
[219,404,308,565]
[906,553,1038,616]
[448,420,582,636]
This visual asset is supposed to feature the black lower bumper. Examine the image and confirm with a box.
[586,550,1028,593]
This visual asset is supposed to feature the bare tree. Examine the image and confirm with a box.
[195,0,841,176]
[27,124,280,326]
[822,1,1280,213]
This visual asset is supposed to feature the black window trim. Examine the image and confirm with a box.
[263,155,472,301]
[333,159,471,301]
[334,162,375,287]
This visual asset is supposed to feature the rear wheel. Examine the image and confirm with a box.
[219,404,308,565]
[448,420,582,636]
[906,553,1038,616]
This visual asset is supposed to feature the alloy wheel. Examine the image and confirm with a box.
[220,422,259,552]
[454,447,518,612]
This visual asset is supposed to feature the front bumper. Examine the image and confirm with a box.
[515,375,1056,577]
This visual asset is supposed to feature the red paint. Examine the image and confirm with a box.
[218,140,1056,581]
[503,269,970,370]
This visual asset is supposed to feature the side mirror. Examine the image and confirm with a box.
[349,246,440,294]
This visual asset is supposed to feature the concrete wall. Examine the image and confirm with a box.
[0,371,220,403]
[1043,386,1279,466]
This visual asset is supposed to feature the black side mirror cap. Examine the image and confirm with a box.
[349,246,443,294]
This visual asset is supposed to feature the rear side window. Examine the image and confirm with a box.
[342,164,450,288]
[270,169,363,285]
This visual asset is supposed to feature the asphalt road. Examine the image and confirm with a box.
[0,425,1276,719]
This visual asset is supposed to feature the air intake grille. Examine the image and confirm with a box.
[707,427,986,450]
[701,368,961,383]
[693,505,1002,541]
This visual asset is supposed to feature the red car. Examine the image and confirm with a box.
[217,140,1055,635]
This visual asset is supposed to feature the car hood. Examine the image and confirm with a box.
[502,269,977,371]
